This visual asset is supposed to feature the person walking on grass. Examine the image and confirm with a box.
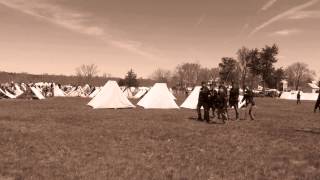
[297,90,301,105]
[314,90,320,113]
[209,84,218,119]
[241,86,255,120]
[216,85,228,123]
[197,81,210,123]
[229,82,240,120]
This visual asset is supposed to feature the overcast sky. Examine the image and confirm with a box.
[0,0,319,78]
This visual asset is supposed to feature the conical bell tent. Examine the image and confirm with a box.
[88,81,135,109]
[137,83,179,109]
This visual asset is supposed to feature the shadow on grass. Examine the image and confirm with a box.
[295,128,320,135]
[188,117,226,125]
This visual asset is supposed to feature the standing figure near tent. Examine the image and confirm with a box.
[229,83,240,120]
[185,88,189,98]
[241,86,255,120]
[197,82,210,123]
[216,85,228,123]
[50,83,54,97]
[209,84,218,119]
[297,90,301,104]
[314,90,320,113]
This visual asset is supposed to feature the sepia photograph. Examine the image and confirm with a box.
[0,0,319,179]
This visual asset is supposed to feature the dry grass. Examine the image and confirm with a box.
[0,97,319,180]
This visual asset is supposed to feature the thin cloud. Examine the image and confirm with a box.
[249,0,319,36]
[261,0,278,11]
[269,29,301,36]
[0,0,156,58]
[288,10,320,19]
[110,40,156,59]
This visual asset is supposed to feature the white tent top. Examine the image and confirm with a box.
[123,88,134,99]
[14,84,24,96]
[133,87,149,99]
[88,81,135,109]
[0,88,16,99]
[180,86,201,109]
[89,87,101,98]
[30,87,45,100]
[137,83,179,109]
[54,85,66,97]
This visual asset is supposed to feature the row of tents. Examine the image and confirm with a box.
[280,91,319,101]
[0,82,148,100]
[0,84,45,100]
[3,80,317,109]
[87,80,246,109]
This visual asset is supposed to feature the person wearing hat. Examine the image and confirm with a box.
[229,82,240,120]
[197,81,210,123]
[209,83,218,119]
[216,85,228,123]
[297,90,301,105]
[314,82,320,113]
[241,86,255,120]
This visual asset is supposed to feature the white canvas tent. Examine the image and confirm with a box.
[5,90,17,99]
[280,91,318,101]
[89,87,101,98]
[169,88,177,100]
[88,81,135,109]
[123,88,134,99]
[14,84,24,96]
[137,83,179,109]
[180,86,245,109]
[180,86,201,109]
[67,86,87,97]
[54,85,66,97]
[133,87,149,99]
[0,88,16,99]
[30,87,46,100]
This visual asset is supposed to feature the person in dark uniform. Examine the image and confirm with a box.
[50,83,54,97]
[229,83,240,120]
[209,84,218,119]
[241,86,255,120]
[314,90,320,113]
[297,90,301,104]
[197,81,210,123]
[185,88,189,98]
[216,85,228,123]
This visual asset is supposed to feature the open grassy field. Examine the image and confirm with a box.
[0,97,319,180]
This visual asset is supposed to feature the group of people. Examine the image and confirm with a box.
[197,81,255,124]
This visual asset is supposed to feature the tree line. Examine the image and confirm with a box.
[147,44,317,91]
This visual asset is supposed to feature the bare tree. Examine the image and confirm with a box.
[151,68,171,83]
[197,67,219,84]
[219,57,240,84]
[285,62,315,90]
[174,62,201,87]
[237,47,251,89]
[76,64,99,84]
